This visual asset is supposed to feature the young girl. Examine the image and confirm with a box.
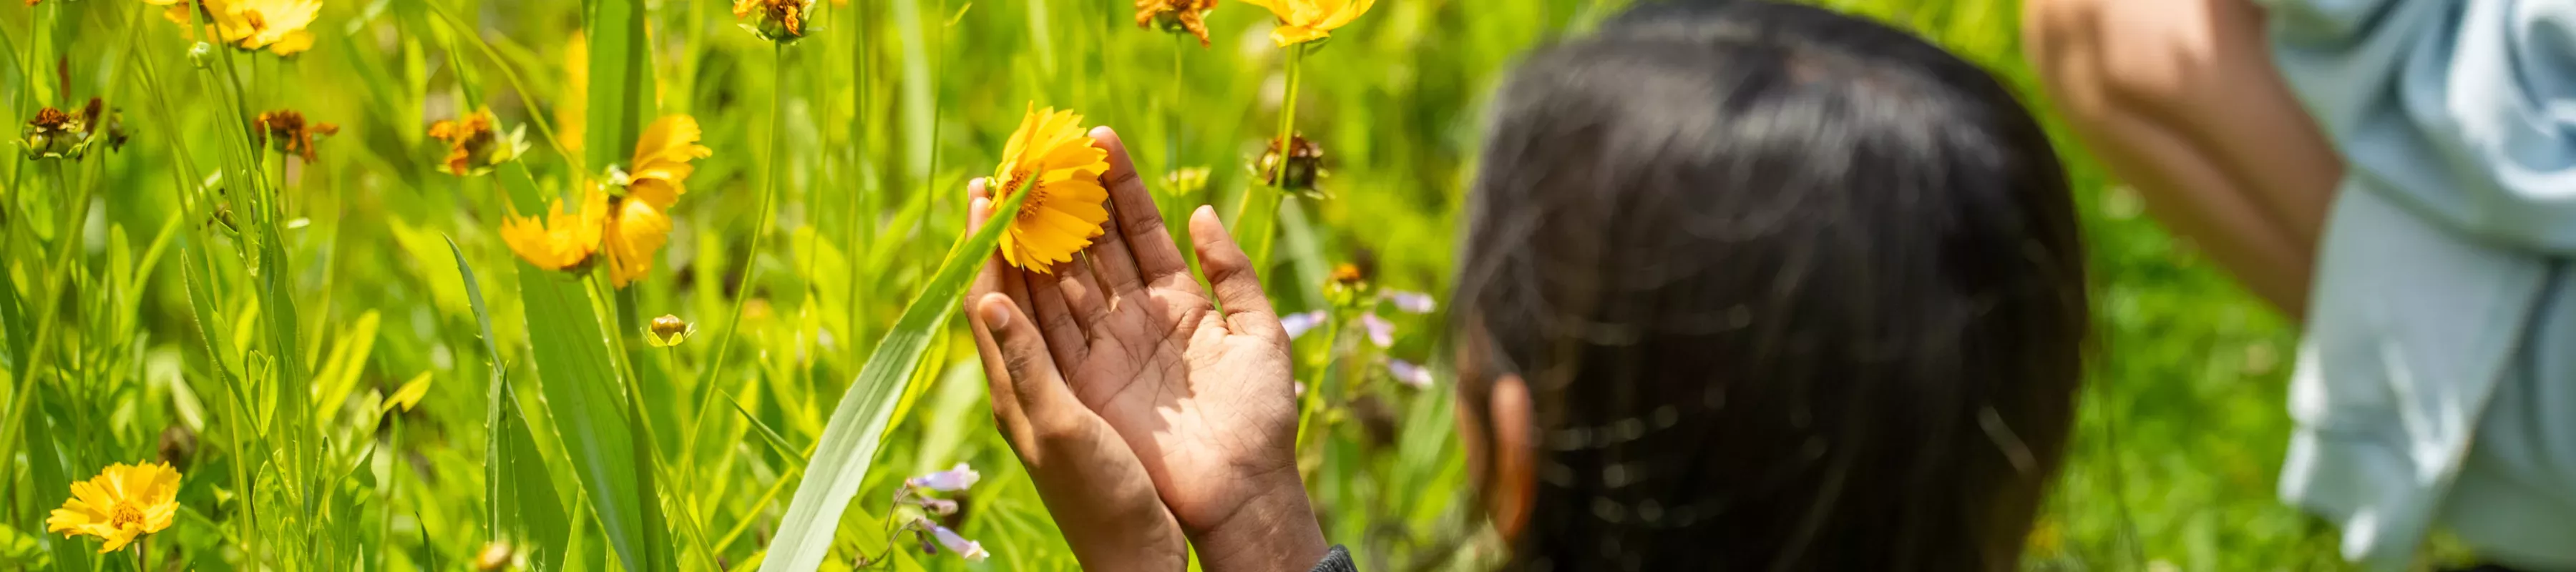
[960,1,2090,569]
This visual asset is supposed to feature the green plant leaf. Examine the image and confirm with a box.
[756,172,1033,572]
[516,263,670,572]
[584,0,653,174]
[449,237,571,571]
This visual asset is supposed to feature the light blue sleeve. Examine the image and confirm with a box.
[2258,0,2576,252]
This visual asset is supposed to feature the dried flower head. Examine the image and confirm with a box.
[46,462,182,553]
[429,108,526,176]
[645,315,695,347]
[1255,133,1324,195]
[1135,0,1218,46]
[253,109,338,162]
[733,0,814,43]
[21,107,81,159]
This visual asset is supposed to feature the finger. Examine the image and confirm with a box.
[1073,134,1146,300]
[1189,205,1284,340]
[1052,253,1115,332]
[1023,267,1090,365]
[968,294,1091,438]
[1091,127,1196,287]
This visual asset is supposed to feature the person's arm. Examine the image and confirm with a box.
[2022,0,2342,317]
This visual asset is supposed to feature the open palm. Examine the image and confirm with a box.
[965,127,1307,539]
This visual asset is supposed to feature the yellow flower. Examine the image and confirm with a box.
[989,104,1112,273]
[560,33,587,157]
[1240,0,1372,46]
[500,187,608,271]
[152,0,321,56]
[602,115,710,286]
[1136,0,1218,46]
[46,461,181,553]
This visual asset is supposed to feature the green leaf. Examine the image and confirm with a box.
[583,0,654,174]
[723,391,806,471]
[515,264,670,572]
[757,172,1035,572]
[23,404,90,571]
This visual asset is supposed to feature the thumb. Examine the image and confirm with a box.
[968,293,1090,437]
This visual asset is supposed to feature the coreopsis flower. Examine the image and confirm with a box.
[1241,0,1373,46]
[907,463,980,492]
[1135,0,1218,46]
[644,315,694,347]
[45,462,181,553]
[733,0,813,43]
[253,109,338,162]
[499,187,609,271]
[599,115,711,287]
[1254,133,1324,194]
[987,104,1113,273]
[429,108,527,176]
[153,0,321,56]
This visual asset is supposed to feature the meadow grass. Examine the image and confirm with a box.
[0,0,2389,569]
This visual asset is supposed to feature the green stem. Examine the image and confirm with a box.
[1235,43,1304,269]
[692,39,791,507]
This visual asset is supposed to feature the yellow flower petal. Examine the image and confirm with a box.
[606,197,672,287]
[988,104,1113,273]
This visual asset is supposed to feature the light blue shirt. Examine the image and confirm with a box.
[2258,0,2576,569]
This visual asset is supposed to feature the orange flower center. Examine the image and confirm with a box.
[112,504,144,528]
[997,169,1041,222]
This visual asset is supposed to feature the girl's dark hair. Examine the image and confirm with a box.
[1452,1,2088,570]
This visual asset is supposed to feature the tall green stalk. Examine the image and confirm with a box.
[691,41,791,496]
[1236,42,1304,268]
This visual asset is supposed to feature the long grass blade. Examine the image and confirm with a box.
[452,237,572,571]
[756,172,1034,572]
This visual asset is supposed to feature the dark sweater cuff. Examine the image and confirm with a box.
[1309,545,1355,572]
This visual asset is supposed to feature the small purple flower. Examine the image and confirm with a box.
[932,522,990,562]
[1282,310,1327,339]
[1385,291,1436,314]
[1362,314,1395,347]
[917,497,960,516]
[907,463,980,492]
[1387,359,1433,388]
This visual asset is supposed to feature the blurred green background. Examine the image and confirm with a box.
[0,0,2374,568]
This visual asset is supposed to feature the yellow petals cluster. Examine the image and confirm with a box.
[151,0,321,56]
[499,115,710,287]
[46,462,182,553]
[1135,0,1219,46]
[1241,0,1372,46]
[990,104,1113,273]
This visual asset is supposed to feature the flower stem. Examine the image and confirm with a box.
[138,534,151,571]
[694,40,791,495]
[1235,43,1304,270]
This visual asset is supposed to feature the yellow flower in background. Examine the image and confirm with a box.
[560,32,587,157]
[152,0,321,56]
[989,104,1112,273]
[46,462,181,553]
[1241,0,1372,46]
[601,115,710,287]
[500,187,608,271]
[623,115,712,209]
[1136,0,1219,46]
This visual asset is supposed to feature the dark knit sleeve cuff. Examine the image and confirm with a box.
[1309,545,1356,572]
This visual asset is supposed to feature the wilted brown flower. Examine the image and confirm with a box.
[253,109,338,162]
[1255,133,1323,194]
[429,108,522,176]
[733,0,813,42]
[22,107,79,159]
[1136,0,1218,46]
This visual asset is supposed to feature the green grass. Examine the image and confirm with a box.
[0,0,2404,569]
